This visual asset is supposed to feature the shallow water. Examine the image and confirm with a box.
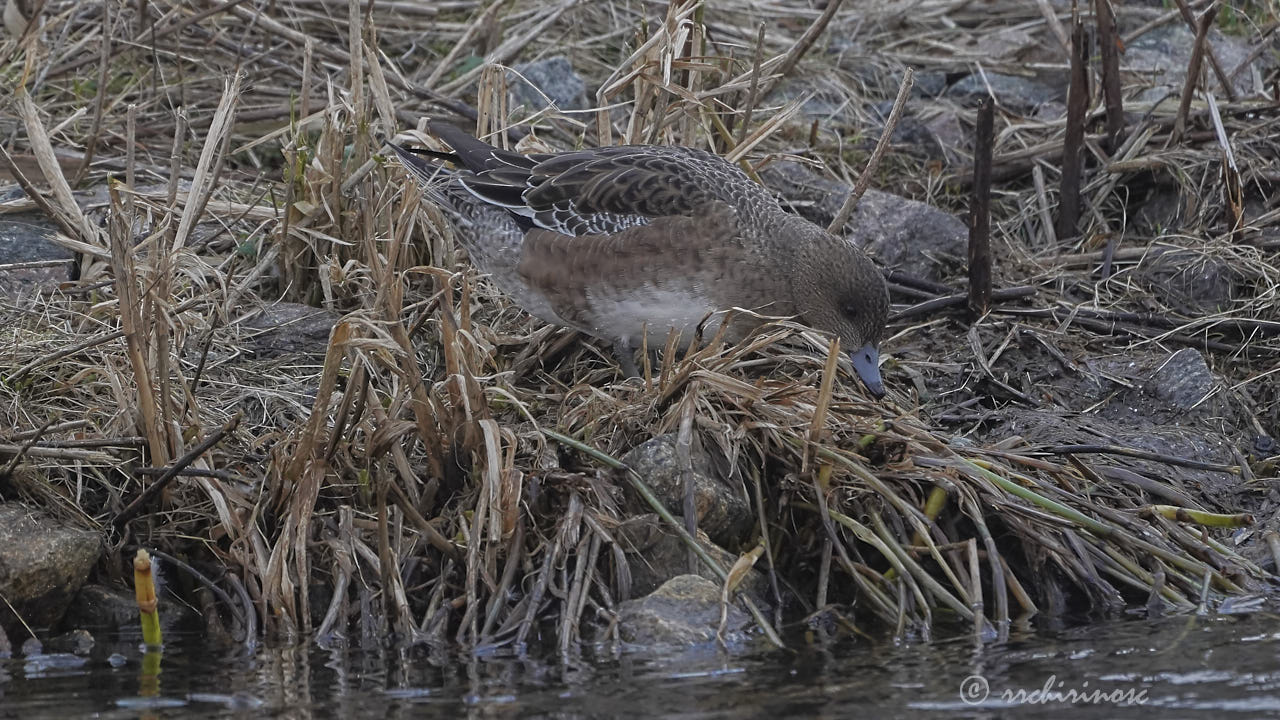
[5,611,1280,719]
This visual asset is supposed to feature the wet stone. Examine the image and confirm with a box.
[65,583,198,634]
[766,80,860,127]
[1145,348,1217,411]
[945,72,1062,114]
[0,211,73,297]
[613,514,769,603]
[620,434,751,547]
[616,574,750,648]
[41,628,93,655]
[242,302,341,358]
[0,504,100,637]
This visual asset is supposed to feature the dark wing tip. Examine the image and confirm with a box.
[384,142,441,185]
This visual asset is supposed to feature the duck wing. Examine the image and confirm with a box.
[428,121,774,237]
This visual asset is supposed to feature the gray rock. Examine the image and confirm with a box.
[1136,249,1242,314]
[0,212,65,264]
[765,81,859,128]
[613,514,770,603]
[946,72,1062,114]
[242,302,340,357]
[0,212,73,297]
[620,433,751,547]
[867,106,951,160]
[1126,23,1268,99]
[0,504,100,637]
[911,71,949,99]
[921,107,966,163]
[849,189,967,282]
[759,161,966,282]
[510,56,588,112]
[759,161,854,230]
[64,583,198,633]
[1146,348,1217,411]
[617,574,750,647]
[41,628,93,655]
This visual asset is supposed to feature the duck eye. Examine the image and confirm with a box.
[842,302,861,317]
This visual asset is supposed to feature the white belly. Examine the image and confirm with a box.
[585,285,727,348]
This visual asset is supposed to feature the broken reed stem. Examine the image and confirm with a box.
[1172,1,1219,143]
[107,181,168,467]
[828,67,914,235]
[1094,0,1125,151]
[1172,0,1235,101]
[1207,92,1244,238]
[133,549,163,647]
[967,98,993,322]
[735,23,767,148]
[1056,14,1088,241]
[15,87,98,244]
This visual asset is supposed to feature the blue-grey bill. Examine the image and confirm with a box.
[850,343,885,398]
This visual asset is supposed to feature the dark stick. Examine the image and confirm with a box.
[1172,3,1219,143]
[1094,0,1125,150]
[891,286,1037,323]
[995,307,1275,356]
[1057,14,1088,241]
[146,548,247,631]
[112,414,241,529]
[886,270,955,296]
[0,419,55,481]
[1047,444,1239,474]
[1172,0,1236,102]
[967,98,994,321]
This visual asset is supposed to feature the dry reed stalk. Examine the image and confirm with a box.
[105,183,167,466]
[1057,13,1088,240]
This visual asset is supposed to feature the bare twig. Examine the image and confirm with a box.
[828,68,914,235]
[967,98,994,321]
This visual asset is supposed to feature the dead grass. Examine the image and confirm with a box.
[0,0,1277,649]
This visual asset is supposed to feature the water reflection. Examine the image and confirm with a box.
[3,612,1280,718]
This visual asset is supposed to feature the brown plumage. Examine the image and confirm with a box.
[387,121,890,397]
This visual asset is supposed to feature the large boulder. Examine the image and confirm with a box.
[621,433,752,547]
[0,504,100,636]
[617,574,751,648]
